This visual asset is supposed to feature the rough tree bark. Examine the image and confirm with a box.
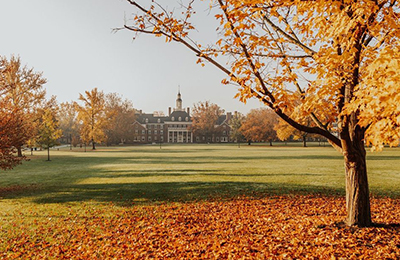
[342,126,371,227]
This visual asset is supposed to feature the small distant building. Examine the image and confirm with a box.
[132,91,233,143]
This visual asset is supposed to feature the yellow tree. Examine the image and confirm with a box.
[36,108,62,161]
[59,101,80,148]
[0,55,47,157]
[76,88,107,150]
[124,0,400,226]
[240,108,279,146]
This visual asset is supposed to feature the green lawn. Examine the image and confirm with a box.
[1,143,400,207]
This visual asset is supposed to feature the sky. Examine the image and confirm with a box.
[0,0,263,114]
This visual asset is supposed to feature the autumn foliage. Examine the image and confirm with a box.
[2,195,400,259]
[191,101,224,142]
[123,0,400,226]
[240,108,279,145]
[76,88,108,150]
[0,111,26,170]
[0,55,47,157]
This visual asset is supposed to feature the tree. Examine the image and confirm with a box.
[191,101,224,143]
[123,0,400,226]
[36,108,62,161]
[0,108,27,170]
[76,88,107,150]
[104,93,136,145]
[229,112,245,147]
[0,55,47,156]
[59,101,80,149]
[240,108,279,146]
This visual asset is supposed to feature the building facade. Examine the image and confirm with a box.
[132,91,233,144]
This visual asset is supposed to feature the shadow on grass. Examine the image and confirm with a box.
[1,182,345,206]
[96,169,328,178]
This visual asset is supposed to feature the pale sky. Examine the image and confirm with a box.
[0,0,263,114]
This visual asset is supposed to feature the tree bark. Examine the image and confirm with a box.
[303,137,307,147]
[47,147,51,161]
[343,140,372,227]
[17,147,23,157]
[92,139,96,150]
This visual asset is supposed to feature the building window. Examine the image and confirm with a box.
[172,117,175,121]
[155,136,158,141]
[196,136,200,142]
[160,130,164,134]
[223,131,226,135]
[142,130,145,134]
[148,136,152,141]
[135,130,138,134]
[161,136,164,141]
[135,124,138,129]
[185,117,188,121]
[145,118,149,123]
[216,137,220,142]
[154,130,158,134]
[141,136,145,141]
[157,118,161,123]
[178,117,182,121]
[148,130,152,134]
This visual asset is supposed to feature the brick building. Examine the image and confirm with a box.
[132,91,233,143]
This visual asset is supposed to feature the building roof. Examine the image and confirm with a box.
[136,110,192,124]
[168,111,191,122]
[137,113,168,124]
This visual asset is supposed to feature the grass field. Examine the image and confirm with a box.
[1,143,400,204]
[1,144,400,258]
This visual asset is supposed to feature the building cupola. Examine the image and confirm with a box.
[175,88,183,111]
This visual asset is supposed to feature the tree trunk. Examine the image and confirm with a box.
[269,141,272,146]
[343,142,372,227]
[303,137,307,147]
[17,147,23,157]
[92,139,96,150]
[47,147,51,161]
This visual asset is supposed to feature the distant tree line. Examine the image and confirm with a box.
[1,55,321,170]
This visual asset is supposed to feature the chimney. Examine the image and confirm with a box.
[227,112,232,121]
[168,107,172,116]
[187,107,190,116]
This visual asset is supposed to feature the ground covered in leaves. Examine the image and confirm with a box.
[1,195,400,259]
